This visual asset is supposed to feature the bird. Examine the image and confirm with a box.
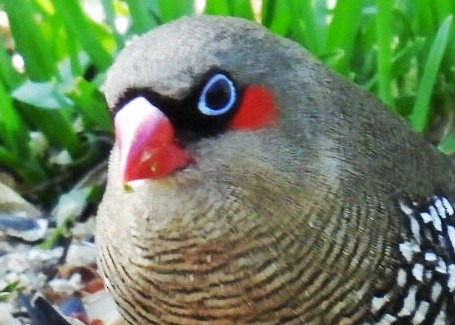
[96,15,455,324]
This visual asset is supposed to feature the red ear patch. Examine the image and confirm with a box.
[229,86,278,130]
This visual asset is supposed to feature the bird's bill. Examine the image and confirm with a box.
[114,96,192,183]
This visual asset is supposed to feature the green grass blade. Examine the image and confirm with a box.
[286,0,314,51]
[52,0,112,70]
[3,0,56,80]
[0,146,46,184]
[158,0,193,23]
[18,104,84,159]
[12,80,73,109]
[265,1,291,36]
[434,0,453,23]
[376,0,395,109]
[65,31,83,78]
[326,0,363,72]
[101,0,125,48]
[261,0,273,26]
[416,0,434,35]
[390,38,425,78]
[410,15,453,132]
[67,77,113,133]
[0,82,29,158]
[229,0,254,20]
[304,0,326,54]
[438,133,455,154]
[0,40,21,88]
[126,0,158,33]
[205,0,230,15]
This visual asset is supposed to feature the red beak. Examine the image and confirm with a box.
[114,97,192,183]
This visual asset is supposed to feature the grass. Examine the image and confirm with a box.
[0,0,454,205]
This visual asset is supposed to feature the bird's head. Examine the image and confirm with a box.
[103,15,339,191]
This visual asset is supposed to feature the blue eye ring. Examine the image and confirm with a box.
[198,73,237,116]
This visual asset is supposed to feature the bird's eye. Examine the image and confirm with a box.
[198,73,237,116]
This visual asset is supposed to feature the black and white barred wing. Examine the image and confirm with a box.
[367,196,455,325]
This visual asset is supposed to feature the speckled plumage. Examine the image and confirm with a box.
[97,16,455,324]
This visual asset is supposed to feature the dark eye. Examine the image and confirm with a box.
[198,73,237,116]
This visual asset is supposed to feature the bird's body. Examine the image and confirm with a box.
[96,16,455,324]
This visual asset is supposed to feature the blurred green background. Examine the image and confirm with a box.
[0,0,454,206]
